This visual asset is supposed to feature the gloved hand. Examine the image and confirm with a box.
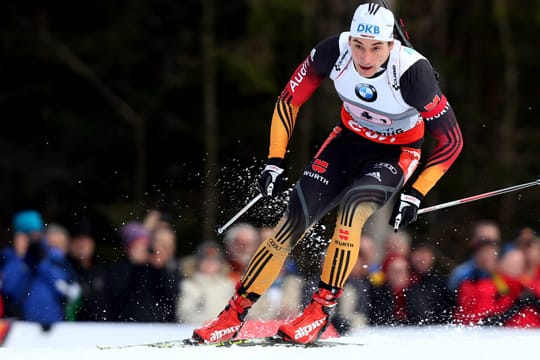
[258,158,285,199]
[389,188,424,231]
[55,279,82,301]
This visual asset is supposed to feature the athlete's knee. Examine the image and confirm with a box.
[265,211,305,254]
[283,191,311,236]
[260,234,291,256]
[354,202,378,229]
[355,201,378,218]
[343,186,388,208]
[338,195,379,226]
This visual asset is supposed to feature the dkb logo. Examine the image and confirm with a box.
[357,23,380,35]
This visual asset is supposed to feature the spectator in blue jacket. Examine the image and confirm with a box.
[23,223,81,330]
[448,220,502,293]
[1,210,46,318]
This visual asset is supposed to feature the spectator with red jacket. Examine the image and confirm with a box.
[448,220,502,293]
[503,236,540,327]
[453,243,522,325]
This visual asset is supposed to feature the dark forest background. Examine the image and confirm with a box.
[0,0,538,268]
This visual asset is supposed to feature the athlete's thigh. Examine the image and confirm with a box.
[343,158,406,207]
[289,129,355,226]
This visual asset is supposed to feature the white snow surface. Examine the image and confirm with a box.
[1,322,539,360]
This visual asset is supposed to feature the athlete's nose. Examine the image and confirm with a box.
[359,51,373,67]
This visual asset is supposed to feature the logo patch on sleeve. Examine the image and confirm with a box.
[424,95,441,112]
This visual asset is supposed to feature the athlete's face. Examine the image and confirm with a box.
[349,37,393,78]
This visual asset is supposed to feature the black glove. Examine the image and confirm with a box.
[258,158,285,199]
[389,188,424,231]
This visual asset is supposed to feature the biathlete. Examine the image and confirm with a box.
[193,2,463,344]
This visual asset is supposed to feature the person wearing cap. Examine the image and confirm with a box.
[106,221,156,322]
[0,210,46,318]
[193,2,463,344]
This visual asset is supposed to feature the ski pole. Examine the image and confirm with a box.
[418,178,540,215]
[216,193,263,235]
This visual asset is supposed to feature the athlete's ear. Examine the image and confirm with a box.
[388,40,395,51]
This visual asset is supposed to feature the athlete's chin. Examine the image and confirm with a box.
[358,68,376,77]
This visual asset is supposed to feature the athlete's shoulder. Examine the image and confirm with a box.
[398,46,443,113]
[312,33,341,58]
[310,33,343,77]
[395,41,428,73]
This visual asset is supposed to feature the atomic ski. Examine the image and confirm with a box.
[97,335,363,350]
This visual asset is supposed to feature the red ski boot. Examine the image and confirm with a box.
[278,287,343,344]
[192,292,253,343]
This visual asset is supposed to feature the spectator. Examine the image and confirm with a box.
[223,223,260,282]
[23,223,81,330]
[365,230,412,325]
[514,227,537,251]
[177,241,235,324]
[143,209,174,233]
[67,223,110,321]
[379,230,411,275]
[107,221,163,322]
[368,254,411,325]
[516,228,540,279]
[524,235,540,277]
[360,234,381,274]
[258,226,275,245]
[452,239,520,325]
[383,230,411,258]
[150,226,178,270]
[149,226,181,322]
[502,237,540,327]
[1,210,46,318]
[1,232,33,318]
[448,220,502,292]
[407,243,453,324]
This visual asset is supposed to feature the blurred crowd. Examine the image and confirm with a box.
[1,209,539,333]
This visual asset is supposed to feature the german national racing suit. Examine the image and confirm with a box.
[240,32,463,297]
[192,2,464,344]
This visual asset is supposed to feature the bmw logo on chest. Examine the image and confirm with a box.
[355,83,378,102]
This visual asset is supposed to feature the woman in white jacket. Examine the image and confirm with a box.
[177,242,235,324]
